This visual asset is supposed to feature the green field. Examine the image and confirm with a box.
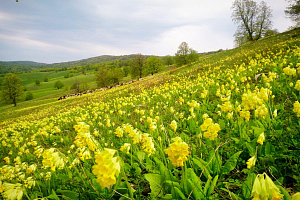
[0,28,300,199]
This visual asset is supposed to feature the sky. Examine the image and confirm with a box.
[0,0,294,64]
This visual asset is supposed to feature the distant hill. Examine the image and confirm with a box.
[0,55,142,75]
[0,61,47,74]
[48,54,138,68]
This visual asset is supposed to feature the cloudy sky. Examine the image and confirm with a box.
[0,0,294,64]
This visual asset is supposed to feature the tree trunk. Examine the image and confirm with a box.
[13,98,17,107]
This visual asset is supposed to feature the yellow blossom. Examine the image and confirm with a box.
[169,120,177,132]
[120,143,131,154]
[251,173,283,200]
[92,148,121,188]
[2,182,24,200]
[246,155,257,169]
[257,132,265,145]
[165,137,189,167]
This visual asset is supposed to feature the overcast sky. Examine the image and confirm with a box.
[0,0,294,64]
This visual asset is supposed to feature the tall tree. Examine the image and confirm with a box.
[95,68,110,87]
[146,56,161,75]
[2,73,23,107]
[175,42,198,66]
[131,54,146,79]
[232,0,272,46]
[285,0,300,27]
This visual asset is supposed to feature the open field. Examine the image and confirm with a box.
[0,28,300,199]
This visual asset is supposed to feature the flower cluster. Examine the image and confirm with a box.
[165,137,189,167]
[92,148,120,188]
[283,66,296,77]
[252,173,283,200]
[293,101,300,117]
[200,118,221,140]
[42,148,66,171]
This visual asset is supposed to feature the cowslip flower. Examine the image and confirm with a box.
[120,143,131,154]
[257,132,265,145]
[295,80,300,91]
[293,101,300,117]
[246,155,257,169]
[200,118,221,140]
[165,137,189,167]
[252,173,283,200]
[169,120,177,132]
[140,133,156,156]
[92,148,121,188]
[2,182,24,200]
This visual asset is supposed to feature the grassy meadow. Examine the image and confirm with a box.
[0,28,300,199]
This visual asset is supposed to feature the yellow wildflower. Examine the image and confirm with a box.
[140,133,155,156]
[2,182,24,200]
[293,101,300,117]
[257,132,265,145]
[120,143,131,154]
[246,155,257,169]
[169,120,177,132]
[92,148,121,188]
[114,126,124,138]
[200,118,220,140]
[295,80,300,91]
[165,137,189,167]
[251,173,283,200]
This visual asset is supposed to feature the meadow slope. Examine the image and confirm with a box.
[0,28,300,199]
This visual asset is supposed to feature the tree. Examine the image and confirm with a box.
[175,42,198,66]
[131,54,146,79]
[25,91,33,101]
[163,55,174,66]
[35,79,41,86]
[2,73,23,106]
[109,68,123,85]
[285,0,300,27]
[232,0,272,46]
[54,80,64,89]
[95,68,110,87]
[71,79,81,93]
[147,56,161,75]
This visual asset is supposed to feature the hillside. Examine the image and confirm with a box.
[0,28,299,199]
[0,54,141,75]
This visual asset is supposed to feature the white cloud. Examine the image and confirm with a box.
[0,0,295,63]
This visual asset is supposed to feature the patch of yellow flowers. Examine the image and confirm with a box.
[165,137,189,167]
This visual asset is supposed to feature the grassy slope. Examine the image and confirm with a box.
[0,28,299,199]
[0,28,299,125]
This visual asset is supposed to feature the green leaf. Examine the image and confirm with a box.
[207,175,218,196]
[172,187,186,199]
[246,142,256,156]
[231,137,240,144]
[222,151,243,175]
[251,126,264,137]
[47,190,60,200]
[278,185,292,200]
[162,194,173,199]
[192,158,212,179]
[203,177,210,196]
[242,172,256,198]
[264,142,274,155]
[218,119,226,130]
[56,189,79,200]
[144,173,163,197]
[187,168,204,199]
[137,151,146,162]
[187,179,204,199]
